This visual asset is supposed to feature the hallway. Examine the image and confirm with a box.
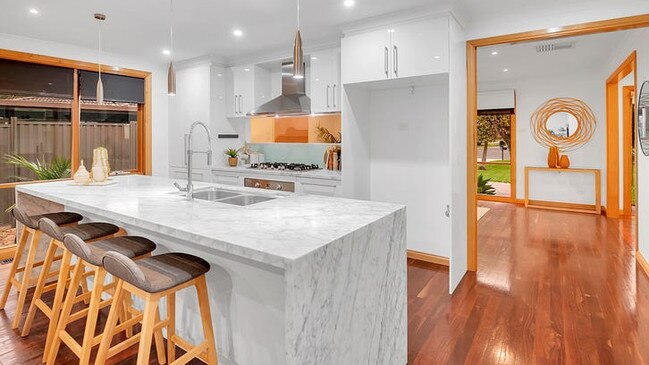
[408,202,649,364]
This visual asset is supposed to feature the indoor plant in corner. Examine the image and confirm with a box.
[225,148,239,167]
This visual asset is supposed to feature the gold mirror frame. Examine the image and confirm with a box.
[531,97,597,151]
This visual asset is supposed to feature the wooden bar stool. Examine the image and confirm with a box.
[0,207,83,329]
[46,233,158,365]
[96,251,218,365]
[21,217,120,361]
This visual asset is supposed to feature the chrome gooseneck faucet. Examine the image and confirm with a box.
[184,121,213,200]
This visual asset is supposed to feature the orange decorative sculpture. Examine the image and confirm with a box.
[547,146,559,168]
[558,155,571,169]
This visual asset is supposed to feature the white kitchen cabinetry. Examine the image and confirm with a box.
[169,167,211,182]
[212,170,242,186]
[296,177,342,197]
[226,65,270,118]
[341,17,449,84]
[310,48,341,114]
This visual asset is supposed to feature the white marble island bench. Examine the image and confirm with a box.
[16,175,406,365]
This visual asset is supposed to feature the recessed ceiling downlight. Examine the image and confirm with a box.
[503,68,509,72]
[344,0,355,7]
[29,8,39,15]
[233,29,243,37]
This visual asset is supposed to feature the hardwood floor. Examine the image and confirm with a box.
[408,201,649,365]
[0,201,647,364]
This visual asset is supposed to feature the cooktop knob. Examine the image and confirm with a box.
[276,184,283,190]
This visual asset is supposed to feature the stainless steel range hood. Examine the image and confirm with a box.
[247,62,311,117]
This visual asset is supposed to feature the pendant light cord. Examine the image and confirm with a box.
[296,0,300,30]
[170,0,174,57]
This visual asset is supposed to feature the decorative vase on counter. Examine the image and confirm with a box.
[73,160,91,184]
[558,155,570,169]
[228,157,238,167]
[547,146,559,168]
[92,147,110,182]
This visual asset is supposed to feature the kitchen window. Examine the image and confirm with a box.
[0,50,152,252]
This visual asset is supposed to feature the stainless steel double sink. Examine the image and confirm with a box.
[191,187,277,206]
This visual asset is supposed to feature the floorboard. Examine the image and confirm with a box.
[408,201,649,365]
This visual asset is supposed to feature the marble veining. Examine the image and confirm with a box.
[16,175,397,268]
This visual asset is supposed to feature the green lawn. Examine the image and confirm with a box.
[477,163,511,183]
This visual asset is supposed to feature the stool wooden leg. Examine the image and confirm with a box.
[136,297,159,365]
[21,239,57,337]
[12,229,40,329]
[0,226,28,310]
[122,292,134,338]
[196,276,219,365]
[96,280,127,365]
[166,292,176,363]
[154,305,167,364]
[45,255,84,365]
[42,248,73,362]
[79,266,106,365]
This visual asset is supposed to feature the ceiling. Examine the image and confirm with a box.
[0,0,443,64]
[477,30,632,83]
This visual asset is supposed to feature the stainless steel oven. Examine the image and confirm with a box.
[244,177,295,192]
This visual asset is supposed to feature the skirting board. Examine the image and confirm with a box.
[407,250,449,266]
[638,251,649,279]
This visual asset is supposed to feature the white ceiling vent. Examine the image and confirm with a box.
[536,42,575,53]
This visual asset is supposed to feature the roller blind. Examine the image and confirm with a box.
[0,59,74,98]
[79,70,144,104]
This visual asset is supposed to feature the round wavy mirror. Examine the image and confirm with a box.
[531,97,596,151]
[638,81,649,156]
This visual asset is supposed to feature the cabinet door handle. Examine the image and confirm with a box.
[238,94,243,114]
[327,85,331,108]
[234,95,238,114]
[384,46,389,78]
[333,84,337,108]
[393,45,398,77]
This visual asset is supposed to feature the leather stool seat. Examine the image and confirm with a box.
[103,252,210,293]
[62,234,157,267]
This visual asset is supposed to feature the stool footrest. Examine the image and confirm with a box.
[171,335,210,364]
[59,330,83,357]
[171,340,210,365]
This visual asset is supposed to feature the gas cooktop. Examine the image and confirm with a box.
[249,162,320,171]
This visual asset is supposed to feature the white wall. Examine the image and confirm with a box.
[448,15,467,293]
[369,83,451,257]
[0,32,169,176]
[479,70,606,205]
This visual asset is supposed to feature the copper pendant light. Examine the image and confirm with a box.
[94,13,105,104]
[167,0,176,96]
[292,0,304,79]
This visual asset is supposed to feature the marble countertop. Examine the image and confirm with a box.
[212,165,342,181]
[17,175,402,268]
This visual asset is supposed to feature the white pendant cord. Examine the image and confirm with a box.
[296,0,300,31]
[170,0,174,58]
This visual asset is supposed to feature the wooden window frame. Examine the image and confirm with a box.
[0,48,152,191]
[466,14,649,272]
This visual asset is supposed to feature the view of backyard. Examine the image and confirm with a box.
[476,112,513,197]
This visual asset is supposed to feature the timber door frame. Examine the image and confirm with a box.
[466,14,649,272]
[623,85,637,217]
[606,52,637,219]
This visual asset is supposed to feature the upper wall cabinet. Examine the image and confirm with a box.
[226,65,270,118]
[309,48,341,114]
[341,17,449,84]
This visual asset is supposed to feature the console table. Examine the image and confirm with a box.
[524,166,601,215]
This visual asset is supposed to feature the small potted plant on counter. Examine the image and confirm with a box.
[225,148,239,167]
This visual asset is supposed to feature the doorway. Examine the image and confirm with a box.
[466,15,649,272]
